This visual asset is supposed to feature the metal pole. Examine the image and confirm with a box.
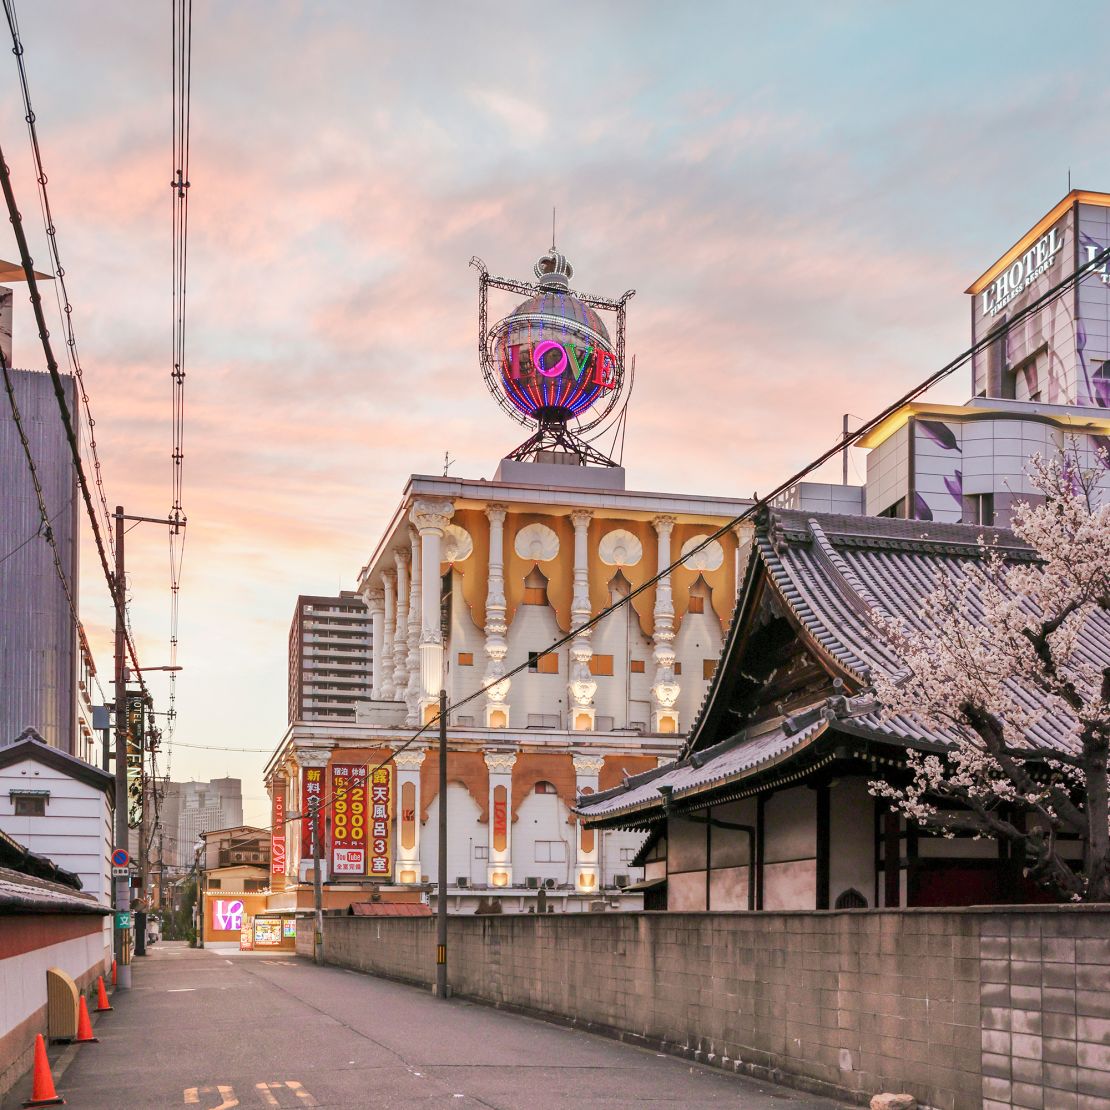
[436,688,448,999]
[136,705,149,956]
[311,796,323,965]
[842,414,849,485]
[113,505,132,989]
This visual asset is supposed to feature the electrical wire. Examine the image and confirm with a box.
[3,0,117,553]
[258,237,1110,835]
[0,77,151,710]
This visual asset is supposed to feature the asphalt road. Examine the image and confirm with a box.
[6,943,846,1109]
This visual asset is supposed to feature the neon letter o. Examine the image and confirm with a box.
[533,340,567,378]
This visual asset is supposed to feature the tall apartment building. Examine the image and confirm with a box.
[160,777,244,867]
[287,592,373,723]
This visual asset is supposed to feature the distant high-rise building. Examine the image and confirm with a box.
[287,592,373,723]
[159,777,244,868]
[0,365,93,759]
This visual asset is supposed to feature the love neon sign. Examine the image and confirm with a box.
[212,898,244,932]
[506,342,616,389]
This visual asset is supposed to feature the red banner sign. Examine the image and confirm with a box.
[271,788,286,876]
[369,766,392,877]
[331,764,367,876]
[301,766,324,859]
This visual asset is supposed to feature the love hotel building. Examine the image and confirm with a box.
[260,453,757,913]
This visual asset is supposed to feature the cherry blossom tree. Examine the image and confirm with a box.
[870,446,1110,901]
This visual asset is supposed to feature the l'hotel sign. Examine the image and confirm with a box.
[980,225,1064,317]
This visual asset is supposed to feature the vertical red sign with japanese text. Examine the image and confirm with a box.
[271,788,286,877]
[330,764,367,875]
[369,766,392,878]
[301,766,324,859]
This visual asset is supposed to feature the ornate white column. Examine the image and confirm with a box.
[651,515,680,734]
[572,753,604,892]
[405,527,422,726]
[393,548,410,698]
[380,570,396,701]
[393,747,426,884]
[483,504,511,728]
[484,750,517,888]
[410,497,454,724]
[567,509,597,731]
[294,745,335,884]
[365,587,386,700]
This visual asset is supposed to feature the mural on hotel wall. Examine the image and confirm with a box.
[912,419,963,523]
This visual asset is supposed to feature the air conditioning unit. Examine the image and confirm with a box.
[614,874,630,889]
[525,876,541,890]
[542,878,557,890]
[455,877,470,889]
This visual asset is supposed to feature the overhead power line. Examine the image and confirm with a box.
[255,239,1110,835]
[3,0,117,553]
[166,0,194,777]
[0,120,150,710]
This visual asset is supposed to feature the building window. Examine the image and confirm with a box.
[878,497,906,519]
[474,845,489,859]
[528,651,559,674]
[674,661,682,676]
[534,841,567,863]
[207,879,222,889]
[589,654,614,676]
[965,492,995,526]
[619,848,637,862]
[534,780,558,794]
[13,795,47,817]
[630,659,645,673]
[457,652,474,666]
[687,595,704,614]
[244,880,266,892]
[703,658,717,681]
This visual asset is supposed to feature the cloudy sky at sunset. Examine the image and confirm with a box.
[3,1,1108,823]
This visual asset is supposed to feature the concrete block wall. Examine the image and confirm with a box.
[321,907,1110,1110]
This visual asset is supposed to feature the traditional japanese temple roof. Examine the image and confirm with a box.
[577,508,1109,828]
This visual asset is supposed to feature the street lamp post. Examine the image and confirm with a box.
[436,688,448,999]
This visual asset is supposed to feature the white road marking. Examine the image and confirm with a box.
[168,987,196,992]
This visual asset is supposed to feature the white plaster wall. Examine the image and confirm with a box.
[709,865,750,910]
[763,787,816,864]
[667,869,705,911]
[588,579,655,730]
[667,817,707,873]
[763,859,817,910]
[601,827,645,887]
[444,569,487,723]
[0,927,107,1040]
[504,601,567,728]
[709,798,757,870]
[0,758,112,906]
[829,778,875,908]
[513,788,575,887]
[673,585,724,729]
[421,783,484,887]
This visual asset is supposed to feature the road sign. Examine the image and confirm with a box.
[111,848,130,867]
[112,865,130,878]
[115,912,132,929]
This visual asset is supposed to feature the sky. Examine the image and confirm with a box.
[3,1,1110,825]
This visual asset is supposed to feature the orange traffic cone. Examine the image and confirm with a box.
[74,995,97,1044]
[22,1033,64,1106]
[110,959,116,987]
[95,976,112,1012]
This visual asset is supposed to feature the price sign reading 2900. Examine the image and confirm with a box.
[330,764,368,876]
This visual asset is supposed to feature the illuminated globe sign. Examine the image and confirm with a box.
[473,249,634,463]
[491,289,618,423]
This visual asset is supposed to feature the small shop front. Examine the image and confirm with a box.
[203,891,295,950]
[238,910,296,952]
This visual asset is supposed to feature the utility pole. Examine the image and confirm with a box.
[311,796,323,965]
[842,414,850,486]
[436,688,448,999]
[112,505,184,985]
[112,506,131,989]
